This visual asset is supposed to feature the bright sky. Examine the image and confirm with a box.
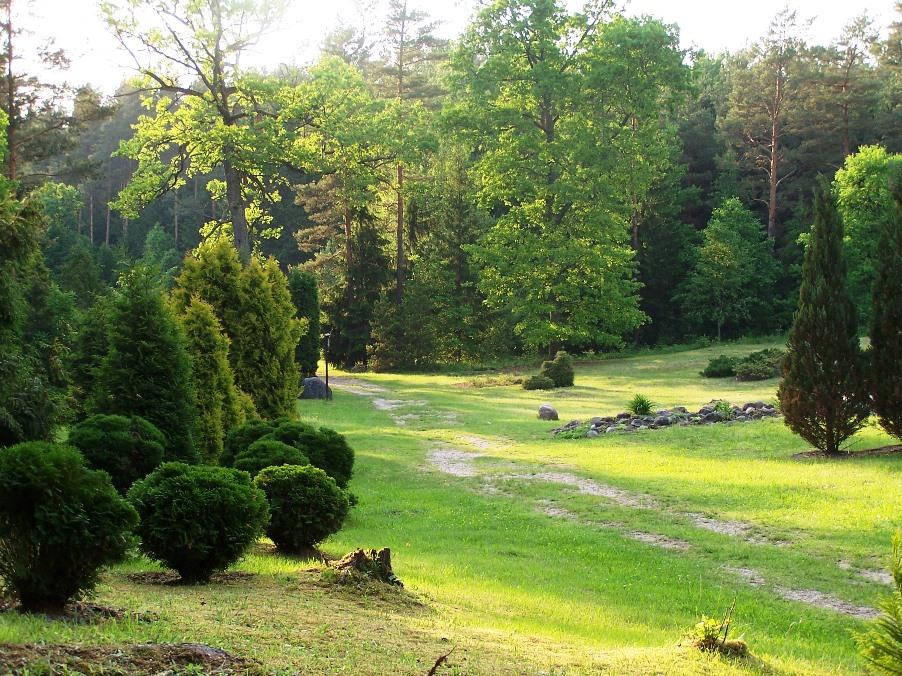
[18,0,900,96]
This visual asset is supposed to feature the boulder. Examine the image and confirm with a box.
[654,415,672,426]
[702,411,724,423]
[587,429,599,438]
[300,377,332,400]
[538,404,559,421]
[605,426,619,434]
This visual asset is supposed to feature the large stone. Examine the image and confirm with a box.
[538,404,559,421]
[654,415,672,426]
[300,377,332,400]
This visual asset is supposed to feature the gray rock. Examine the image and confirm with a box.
[616,412,631,420]
[300,377,332,400]
[587,429,599,437]
[702,411,724,423]
[672,406,688,414]
[605,426,619,434]
[538,404,559,421]
[654,415,672,426]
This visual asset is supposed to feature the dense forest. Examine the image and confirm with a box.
[2,0,900,388]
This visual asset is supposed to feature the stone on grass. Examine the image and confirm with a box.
[538,404,559,421]
[300,377,331,400]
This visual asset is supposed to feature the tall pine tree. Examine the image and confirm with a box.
[287,269,321,378]
[778,181,869,454]
[869,172,902,440]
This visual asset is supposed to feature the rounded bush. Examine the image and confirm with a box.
[263,421,354,488]
[0,442,138,612]
[128,462,269,583]
[701,355,737,378]
[540,351,575,387]
[233,438,309,478]
[254,464,349,552]
[220,419,274,467]
[68,414,166,493]
[522,375,555,391]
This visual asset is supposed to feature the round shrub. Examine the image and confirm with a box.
[701,355,737,378]
[128,462,269,583]
[540,351,575,387]
[263,420,354,488]
[254,464,349,552]
[220,419,274,467]
[233,439,309,478]
[68,414,166,493]
[522,375,555,391]
[0,442,138,613]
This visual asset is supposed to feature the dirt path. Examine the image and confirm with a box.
[335,373,883,620]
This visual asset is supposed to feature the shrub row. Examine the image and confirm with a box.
[522,351,575,390]
[701,348,785,381]
[0,414,355,611]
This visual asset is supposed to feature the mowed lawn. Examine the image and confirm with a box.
[2,341,899,674]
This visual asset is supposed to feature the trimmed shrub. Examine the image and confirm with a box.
[262,420,354,488]
[701,355,737,378]
[220,419,274,467]
[233,439,309,478]
[540,351,575,387]
[522,375,555,390]
[735,348,784,381]
[68,414,165,493]
[128,463,268,583]
[254,464,349,552]
[0,442,138,612]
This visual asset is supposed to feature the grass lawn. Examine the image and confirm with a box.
[2,340,899,674]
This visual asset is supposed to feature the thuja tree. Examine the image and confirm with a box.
[288,269,320,378]
[233,258,302,418]
[869,173,902,440]
[93,267,198,462]
[180,298,245,464]
[778,182,869,454]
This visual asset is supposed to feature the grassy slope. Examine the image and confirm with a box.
[2,341,899,674]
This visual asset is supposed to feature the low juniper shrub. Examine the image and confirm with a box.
[67,414,165,493]
[0,442,138,613]
[233,438,309,478]
[254,464,349,552]
[128,462,268,583]
[522,375,555,391]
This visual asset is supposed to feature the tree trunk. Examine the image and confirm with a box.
[104,203,110,245]
[224,160,250,262]
[89,192,94,244]
[5,2,16,182]
[767,127,779,240]
[395,162,405,305]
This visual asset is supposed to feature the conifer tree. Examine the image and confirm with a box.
[778,181,869,454]
[869,174,902,440]
[233,258,302,419]
[180,297,244,464]
[94,267,197,462]
[287,269,321,378]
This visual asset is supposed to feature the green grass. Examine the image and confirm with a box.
[2,340,899,674]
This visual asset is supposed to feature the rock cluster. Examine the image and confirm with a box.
[551,400,780,437]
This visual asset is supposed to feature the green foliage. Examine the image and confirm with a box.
[679,198,779,340]
[67,294,114,418]
[856,531,902,675]
[0,442,138,612]
[221,419,274,468]
[835,146,902,325]
[522,375,556,391]
[869,174,902,440]
[233,438,309,478]
[141,224,180,284]
[684,612,748,657]
[68,414,165,493]
[128,462,269,583]
[701,355,738,378]
[254,464,349,552]
[179,297,245,464]
[713,400,735,420]
[92,267,198,462]
[778,183,869,455]
[287,269,320,378]
[368,286,437,372]
[262,420,354,489]
[232,257,302,419]
[540,351,575,388]
[627,394,655,416]
[734,349,785,382]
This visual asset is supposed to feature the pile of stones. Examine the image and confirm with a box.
[550,400,780,437]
